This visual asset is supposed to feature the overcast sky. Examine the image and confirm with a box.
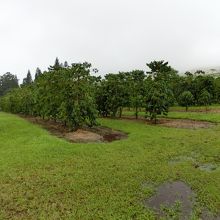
[1,0,220,81]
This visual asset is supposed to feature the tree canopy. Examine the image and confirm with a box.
[0,72,19,96]
[0,59,217,126]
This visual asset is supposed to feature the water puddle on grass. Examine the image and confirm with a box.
[144,181,195,220]
[168,154,219,172]
[197,163,219,172]
[169,156,195,165]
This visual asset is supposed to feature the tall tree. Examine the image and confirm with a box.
[0,72,19,96]
[48,57,62,71]
[179,91,194,111]
[146,60,172,81]
[35,67,42,80]
[22,70,33,86]
[145,81,170,124]
[64,61,69,68]
[198,89,211,112]
[145,60,175,121]
[96,73,130,117]
[130,70,146,119]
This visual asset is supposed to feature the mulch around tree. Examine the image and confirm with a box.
[19,115,128,143]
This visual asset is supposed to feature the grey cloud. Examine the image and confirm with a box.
[0,0,220,81]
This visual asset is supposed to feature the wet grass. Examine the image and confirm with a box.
[0,112,219,219]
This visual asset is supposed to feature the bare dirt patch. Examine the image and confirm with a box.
[158,118,214,129]
[122,116,215,129]
[65,129,103,143]
[20,115,127,143]
[144,181,195,220]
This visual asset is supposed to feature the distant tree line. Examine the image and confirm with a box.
[0,58,220,127]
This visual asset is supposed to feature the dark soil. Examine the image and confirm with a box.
[20,115,128,143]
[144,181,195,220]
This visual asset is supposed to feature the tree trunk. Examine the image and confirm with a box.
[135,106,138,119]
[186,106,188,112]
[119,107,122,118]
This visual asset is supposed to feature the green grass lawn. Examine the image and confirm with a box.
[0,112,219,219]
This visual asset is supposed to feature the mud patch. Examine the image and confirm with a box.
[121,116,215,129]
[144,181,195,219]
[20,115,127,143]
[158,118,215,129]
[84,126,128,142]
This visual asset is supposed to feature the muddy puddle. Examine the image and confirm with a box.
[169,154,219,172]
[144,180,220,219]
[144,181,195,219]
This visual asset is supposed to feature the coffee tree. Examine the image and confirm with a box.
[179,91,194,111]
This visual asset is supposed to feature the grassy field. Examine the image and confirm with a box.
[0,112,220,219]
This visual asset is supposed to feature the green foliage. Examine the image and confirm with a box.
[198,90,211,111]
[96,72,131,117]
[145,81,170,123]
[22,70,33,86]
[179,91,194,111]
[145,60,175,123]
[34,67,42,80]
[48,57,62,71]
[2,58,220,126]
[1,62,97,130]
[146,60,172,79]
[0,72,19,96]
[130,70,146,119]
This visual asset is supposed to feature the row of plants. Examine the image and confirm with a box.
[0,59,217,128]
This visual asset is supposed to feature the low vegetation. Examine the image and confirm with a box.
[0,112,219,219]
